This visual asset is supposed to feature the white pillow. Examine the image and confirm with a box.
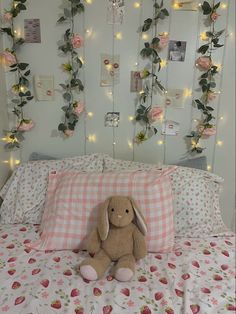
[0,154,105,224]
[103,155,229,237]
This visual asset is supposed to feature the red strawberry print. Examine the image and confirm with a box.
[159,277,168,284]
[225,240,233,246]
[28,258,36,264]
[1,234,8,239]
[8,269,16,275]
[140,305,151,314]
[15,296,25,305]
[155,292,163,301]
[213,274,223,281]
[51,300,61,309]
[93,287,102,296]
[75,307,84,314]
[210,241,216,247]
[226,304,236,311]
[165,308,174,314]
[175,251,182,256]
[23,239,31,244]
[222,250,229,257]
[24,248,31,253]
[106,275,114,281]
[155,254,162,260]
[168,263,176,269]
[184,241,191,246]
[203,249,211,255]
[40,279,49,288]
[32,268,41,275]
[45,250,53,253]
[121,288,130,296]
[12,281,21,289]
[20,227,27,232]
[192,261,200,268]
[138,276,147,282]
[201,287,211,294]
[8,257,17,263]
[63,269,72,276]
[53,257,61,262]
[72,249,80,254]
[175,289,184,297]
[221,264,229,271]
[89,252,95,257]
[83,278,90,283]
[150,265,157,272]
[182,273,190,280]
[190,304,200,314]
[7,244,15,249]
[103,305,113,314]
[71,288,80,297]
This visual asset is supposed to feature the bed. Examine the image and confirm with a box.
[0,154,235,314]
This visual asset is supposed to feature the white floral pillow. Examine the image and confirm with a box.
[103,155,229,237]
[0,154,105,224]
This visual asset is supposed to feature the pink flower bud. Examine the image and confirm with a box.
[71,34,84,49]
[196,56,212,71]
[211,12,220,22]
[148,106,163,123]
[198,125,216,137]
[0,51,16,66]
[18,120,35,132]
[64,129,74,137]
[73,102,85,117]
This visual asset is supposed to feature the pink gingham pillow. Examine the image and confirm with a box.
[29,167,176,253]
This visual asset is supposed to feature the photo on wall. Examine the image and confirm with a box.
[107,0,125,24]
[24,19,41,43]
[168,40,187,62]
[105,112,120,127]
[165,89,185,108]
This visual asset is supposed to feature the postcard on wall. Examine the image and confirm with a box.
[172,0,199,11]
[130,71,142,93]
[165,89,185,108]
[168,41,187,62]
[24,19,41,43]
[105,112,120,127]
[161,120,180,136]
[107,0,125,24]
[34,75,54,101]
[100,54,120,87]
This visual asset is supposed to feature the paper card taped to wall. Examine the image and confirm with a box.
[24,19,41,43]
[34,76,54,101]
[130,71,143,92]
[105,112,120,127]
[107,0,125,24]
[162,120,180,136]
[172,0,199,11]
[165,89,185,108]
[100,54,120,86]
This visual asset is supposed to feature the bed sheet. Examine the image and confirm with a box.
[0,224,235,314]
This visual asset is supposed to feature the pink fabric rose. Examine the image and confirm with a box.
[71,34,84,49]
[73,101,85,116]
[148,106,163,122]
[196,56,212,71]
[207,91,217,102]
[157,34,169,50]
[18,119,35,132]
[211,12,220,22]
[64,129,74,137]
[0,51,16,66]
[3,12,13,22]
[198,125,216,137]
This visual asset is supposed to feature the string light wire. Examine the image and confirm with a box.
[82,9,87,155]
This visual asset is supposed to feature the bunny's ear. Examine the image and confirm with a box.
[97,197,111,241]
[129,197,147,236]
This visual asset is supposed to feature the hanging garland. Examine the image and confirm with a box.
[57,0,85,137]
[0,0,34,150]
[134,0,169,144]
[187,1,224,154]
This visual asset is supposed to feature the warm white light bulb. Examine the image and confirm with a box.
[115,32,122,40]
[87,112,93,117]
[221,3,227,9]
[157,140,164,146]
[217,140,223,146]
[207,165,212,171]
[134,2,141,8]
[128,116,134,121]
[142,34,149,40]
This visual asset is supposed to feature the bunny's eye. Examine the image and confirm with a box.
[125,209,129,213]
[111,208,115,212]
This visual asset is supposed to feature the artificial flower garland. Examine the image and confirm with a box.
[134,0,169,144]
[57,0,85,137]
[187,1,224,154]
[0,0,34,150]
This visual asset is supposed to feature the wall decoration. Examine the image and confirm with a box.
[172,0,199,11]
[24,19,41,43]
[134,0,169,144]
[0,1,34,150]
[187,1,225,154]
[107,0,125,24]
[34,75,54,101]
[165,89,185,108]
[105,112,120,127]
[100,53,120,86]
[57,0,85,137]
[162,120,180,136]
[168,40,187,62]
[130,71,142,92]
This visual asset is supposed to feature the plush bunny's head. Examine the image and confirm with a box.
[98,196,147,241]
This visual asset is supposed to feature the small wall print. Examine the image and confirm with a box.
[165,89,185,108]
[100,54,120,86]
[34,75,54,101]
[130,71,142,93]
[107,0,125,24]
[172,0,199,11]
[105,112,120,127]
[168,40,187,62]
[162,120,180,136]
[24,19,41,43]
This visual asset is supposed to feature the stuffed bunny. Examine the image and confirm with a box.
[80,196,147,282]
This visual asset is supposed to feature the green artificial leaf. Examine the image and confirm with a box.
[206,31,214,37]
[198,44,209,54]
[202,85,208,93]
[152,37,160,45]
[64,8,71,18]
[1,27,13,37]
[153,127,158,134]
[199,78,208,86]
[10,68,18,72]
[161,8,169,16]
[63,92,72,102]
[16,3,27,10]
[142,18,152,32]
[57,16,66,23]
[213,2,221,10]
[58,123,67,132]
[209,82,216,88]
[18,63,29,70]
[201,72,209,78]
[215,29,225,37]
[144,42,150,48]
[24,70,30,76]
[201,1,212,15]
[206,106,214,111]
[26,96,34,101]
[60,84,67,89]
[213,43,224,48]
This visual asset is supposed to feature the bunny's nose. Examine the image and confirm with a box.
[117,215,122,219]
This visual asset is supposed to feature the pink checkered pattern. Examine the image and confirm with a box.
[30,167,176,253]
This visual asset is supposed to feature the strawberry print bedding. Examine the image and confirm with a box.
[0,224,235,314]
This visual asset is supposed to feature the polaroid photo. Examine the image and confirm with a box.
[100,54,120,87]
[24,19,41,43]
[161,120,180,136]
[107,0,125,24]
[34,75,54,101]
[168,40,187,62]
[105,112,120,127]
[172,0,199,11]
[130,71,143,93]
[165,89,185,108]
